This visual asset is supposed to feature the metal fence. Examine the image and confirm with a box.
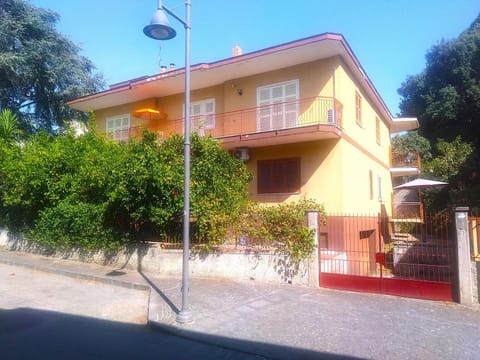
[319,212,455,282]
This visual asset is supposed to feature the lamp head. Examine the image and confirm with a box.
[143,9,176,40]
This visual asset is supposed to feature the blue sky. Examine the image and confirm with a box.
[31,0,479,115]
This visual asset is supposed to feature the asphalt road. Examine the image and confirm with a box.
[0,264,264,360]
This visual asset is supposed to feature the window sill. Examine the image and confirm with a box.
[257,191,301,196]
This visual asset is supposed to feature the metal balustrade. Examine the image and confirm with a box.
[105,96,343,141]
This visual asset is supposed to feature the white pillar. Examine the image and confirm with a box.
[306,210,319,288]
[454,207,473,305]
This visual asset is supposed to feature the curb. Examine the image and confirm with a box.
[0,252,151,292]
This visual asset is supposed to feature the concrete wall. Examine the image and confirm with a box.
[0,229,312,287]
[472,260,480,304]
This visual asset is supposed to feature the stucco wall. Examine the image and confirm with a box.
[246,139,343,210]
[94,58,338,134]
[91,55,393,214]
[0,229,311,286]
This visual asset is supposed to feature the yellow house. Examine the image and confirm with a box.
[68,33,418,215]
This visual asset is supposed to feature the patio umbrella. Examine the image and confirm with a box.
[133,108,168,121]
[393,178,448,190]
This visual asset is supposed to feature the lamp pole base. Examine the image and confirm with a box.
[176,310,193,324]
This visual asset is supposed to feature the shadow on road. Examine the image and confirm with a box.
[0,308,362,360]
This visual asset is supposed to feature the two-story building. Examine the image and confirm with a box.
[68,33,418,215]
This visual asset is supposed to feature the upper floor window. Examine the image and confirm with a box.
[188,98,215,136]
[375,117,381,145]
[257,80,299,131]
[377,175,383,202]
[369,170,374,200]
[257,157,300,194]
[355,91,362,127]
[106,114,130,141]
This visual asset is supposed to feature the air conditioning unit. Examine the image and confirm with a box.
[327,108,335,123]
[233,147,250,161]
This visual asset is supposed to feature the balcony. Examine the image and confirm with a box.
[392,201,424,221]
[106,96,343,148]
[390,151,421,177]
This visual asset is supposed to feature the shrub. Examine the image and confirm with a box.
[30,200,122,251]
[0,129,252,250]
[236,199,326,263]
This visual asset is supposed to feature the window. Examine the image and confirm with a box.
[375,117,381,145]
[369,170,374,200]
[257,80,299,131]
[355,91,362,127]
[106,114,130,141]
[377,175,383,202]
[187,98,215,135]
[257,158,300,194]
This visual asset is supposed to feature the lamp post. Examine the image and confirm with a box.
[144,0,193,324]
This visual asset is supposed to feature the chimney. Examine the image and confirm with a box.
[160,65,167,73]
[232,44,242,57]
[169,63,175,70]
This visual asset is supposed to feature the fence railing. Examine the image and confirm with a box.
[105,96,343,142]
[319,213,454,282]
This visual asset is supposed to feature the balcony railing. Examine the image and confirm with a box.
[391,151,421,169]
[392,201,424,221]
[106,96,342,142]
[105,126,145,141]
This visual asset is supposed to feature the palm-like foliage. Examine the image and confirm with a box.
[0,108,22,141]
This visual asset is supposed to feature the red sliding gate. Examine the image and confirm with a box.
[318,214,455,301]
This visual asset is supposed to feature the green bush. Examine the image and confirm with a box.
[30,200,122,251]
[236,199,326,263]
[0,129,252,250]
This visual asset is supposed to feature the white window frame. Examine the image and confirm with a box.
[184,98,216,136]
[106,114,130,141]
[256,79,299,131]
[377,175,383,202]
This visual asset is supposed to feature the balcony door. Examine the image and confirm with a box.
[256,80,299,132]
[106,114,130,141]
[187,98,215,136]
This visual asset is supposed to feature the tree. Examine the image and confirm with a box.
[424,136,473,182]
[398,14,480,209]
[391,131,432,164]
[0,0,104,133]
[398,14,480,146]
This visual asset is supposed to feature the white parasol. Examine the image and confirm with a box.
[393,178,448,190]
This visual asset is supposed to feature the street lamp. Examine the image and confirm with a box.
[144,0,193,324]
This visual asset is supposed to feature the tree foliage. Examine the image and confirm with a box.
[236,199,326,264]
[0,0,104,133]
[398,15,480,145]
[424,136,473,182]
[0,130,252,249]
[398,14,480,209]
[391,131,432,163]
